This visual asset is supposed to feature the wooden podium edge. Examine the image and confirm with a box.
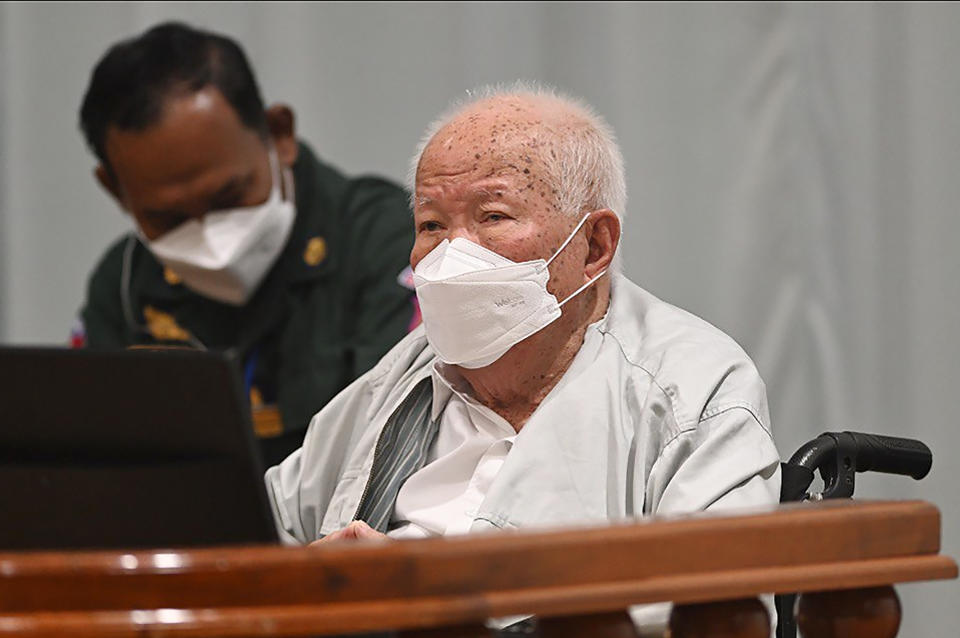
[0,554,955,637]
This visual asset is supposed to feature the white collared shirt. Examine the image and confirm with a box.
[387,363,518,539]
[386,314,614,540]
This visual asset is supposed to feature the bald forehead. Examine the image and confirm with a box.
[418,95,571,183]
[433,96,572,148]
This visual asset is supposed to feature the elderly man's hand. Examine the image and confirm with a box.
[308,520,388,546]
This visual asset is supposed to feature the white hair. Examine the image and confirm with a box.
[406,81,628,224]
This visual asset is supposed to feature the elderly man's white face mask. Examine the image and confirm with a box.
[412,214,606,368]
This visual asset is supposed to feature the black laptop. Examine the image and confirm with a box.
[0,347,280,550]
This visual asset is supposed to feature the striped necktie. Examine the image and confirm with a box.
[353,378,439,532]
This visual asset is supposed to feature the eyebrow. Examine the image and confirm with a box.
[475,187,506,200]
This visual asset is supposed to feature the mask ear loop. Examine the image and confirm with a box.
[281,160,296,207]
[266,145,296,206]
[541,212,593,271]
[558,268,608,307]
[543,212,609,307]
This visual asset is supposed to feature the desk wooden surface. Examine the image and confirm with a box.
[0,500,955,637]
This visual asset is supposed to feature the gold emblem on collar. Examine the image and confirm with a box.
[303,236,327,267]
[143,305,191,342]
[163,267,182,285]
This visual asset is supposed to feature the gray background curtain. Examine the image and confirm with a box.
[1,2,957,633]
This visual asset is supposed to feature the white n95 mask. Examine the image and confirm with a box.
[413,214,606,369]
[139,148,295,306]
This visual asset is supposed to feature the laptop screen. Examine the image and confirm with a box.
[0,347,279,550]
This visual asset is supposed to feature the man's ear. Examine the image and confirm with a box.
[583,209,621,280]
[265,104,298,167]
[94,164,124,206]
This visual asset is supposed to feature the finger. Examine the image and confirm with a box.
[351,521,388,541]
[309,527,348,546]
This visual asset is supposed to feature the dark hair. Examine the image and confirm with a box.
[79,22,268,169]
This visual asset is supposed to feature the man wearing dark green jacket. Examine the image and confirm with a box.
[77,22,416,466]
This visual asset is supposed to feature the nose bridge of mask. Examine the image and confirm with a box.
[414,237,517,283]
[442,237,514,271]
[447,236,518,267]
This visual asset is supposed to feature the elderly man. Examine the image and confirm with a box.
[266,86,780,545]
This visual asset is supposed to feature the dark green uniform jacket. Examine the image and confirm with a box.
[81,143,416,465]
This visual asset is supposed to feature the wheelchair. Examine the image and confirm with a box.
[775,431,933,638]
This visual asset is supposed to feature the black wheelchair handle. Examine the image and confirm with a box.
[782,431,933,502]
[845,431,932,480]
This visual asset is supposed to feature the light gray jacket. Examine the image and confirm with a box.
[265,274,781,544]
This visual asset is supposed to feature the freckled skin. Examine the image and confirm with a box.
[411,95,621,430]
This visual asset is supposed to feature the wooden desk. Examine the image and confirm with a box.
[0,500,955,637]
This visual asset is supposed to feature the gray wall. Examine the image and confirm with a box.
[1,2,958,633]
